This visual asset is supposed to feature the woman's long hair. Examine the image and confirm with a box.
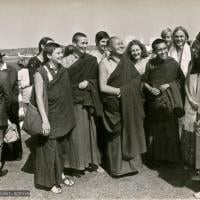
[125,40,148,62]
[172,26,189,47]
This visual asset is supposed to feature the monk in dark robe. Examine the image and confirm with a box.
[143,39,185,168]
[34,43,75,193]
[64,32,103,174]
[99,37,146,176]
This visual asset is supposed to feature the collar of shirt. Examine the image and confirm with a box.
[0,63,7,71]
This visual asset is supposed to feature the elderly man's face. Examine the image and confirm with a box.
[110,38,125,55]
[75,36,88,53]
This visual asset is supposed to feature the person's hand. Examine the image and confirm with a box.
[150,87,160,96]
[160,84,170,91]
[42,120,50,136]
[190,100,199,111]
[79,80,88,89]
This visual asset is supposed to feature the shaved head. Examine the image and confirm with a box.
[107,36,124,55]
[107,37,121,47]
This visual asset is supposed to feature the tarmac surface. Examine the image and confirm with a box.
[0,131,200,199]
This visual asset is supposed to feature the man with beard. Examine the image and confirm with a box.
[90,31,110,63]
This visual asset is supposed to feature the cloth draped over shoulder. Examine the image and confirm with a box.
[67,53,103,117]
[184,61,200,132]
[166,81,185,118]
[102,54,146,159]
[37,64,75,139]
[169,43,191,77]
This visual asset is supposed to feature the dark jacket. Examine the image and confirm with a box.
[0,71,12,126]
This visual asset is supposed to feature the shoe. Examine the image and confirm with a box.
[0,169,8,177]
[191,170,200,181]
[87,163,98,172]
[194,192,200,198]
[51,185,62,194]
[62,173,75,186]
[72,170,84,178]
[63,177,75,187]
[96,166,104,173]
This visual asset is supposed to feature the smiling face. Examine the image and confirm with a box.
[110,37,125,55]
[74,36,88,53]
[162,32,172,47]
[173,30,187,48]
[97,38,109,52]
[154,42,168,60]
[48,47,63,64]
[130,44,142,61]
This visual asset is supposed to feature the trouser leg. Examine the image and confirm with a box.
[0,126,7,167]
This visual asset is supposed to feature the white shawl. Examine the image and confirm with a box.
[169,43,191,77]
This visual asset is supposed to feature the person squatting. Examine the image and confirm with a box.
[1,28,200,197]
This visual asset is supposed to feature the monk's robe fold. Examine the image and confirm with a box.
[65,53,102,170]
[35,65,75,188]
[143,57,184,162]
[67,53,102,116]
[103,55,146,160]
[167,81,184,118]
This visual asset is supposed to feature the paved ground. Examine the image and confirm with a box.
[1,131,200,200]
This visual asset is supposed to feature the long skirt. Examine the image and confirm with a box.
[107,134,142,176]
[181,130,196,167]
[64,104,100,170]
[34,134,69,188]
[145,116,180,162]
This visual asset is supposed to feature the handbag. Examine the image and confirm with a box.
[4,124,20,143]
[22,68,48,136]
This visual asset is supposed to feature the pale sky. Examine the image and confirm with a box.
[0,0,200,49]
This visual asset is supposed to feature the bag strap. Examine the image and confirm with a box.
[29,67,48,115]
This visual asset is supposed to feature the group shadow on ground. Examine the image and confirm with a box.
[21,136,200,193]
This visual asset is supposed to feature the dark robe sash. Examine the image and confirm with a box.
[67,53,103,117]
[102,55,146,159]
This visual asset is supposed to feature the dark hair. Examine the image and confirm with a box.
[38,37,54,53]
[172,26,189,41]
[43,42,61,63]
[63,45,78,57]
[161,28,172,38]
[72,32,87,43]
[95,31,110,45]
[152,38,167,51]
[17,58,28,68]
[126,40,148,60]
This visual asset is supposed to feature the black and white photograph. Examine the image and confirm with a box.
[0,0,200,199]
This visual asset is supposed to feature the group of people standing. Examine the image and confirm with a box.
[1,26,200,197]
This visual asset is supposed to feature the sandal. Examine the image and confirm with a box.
[194,192,200,198]
[63,176,75,186]
[51,185,62,194]
[96,166,104,173]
